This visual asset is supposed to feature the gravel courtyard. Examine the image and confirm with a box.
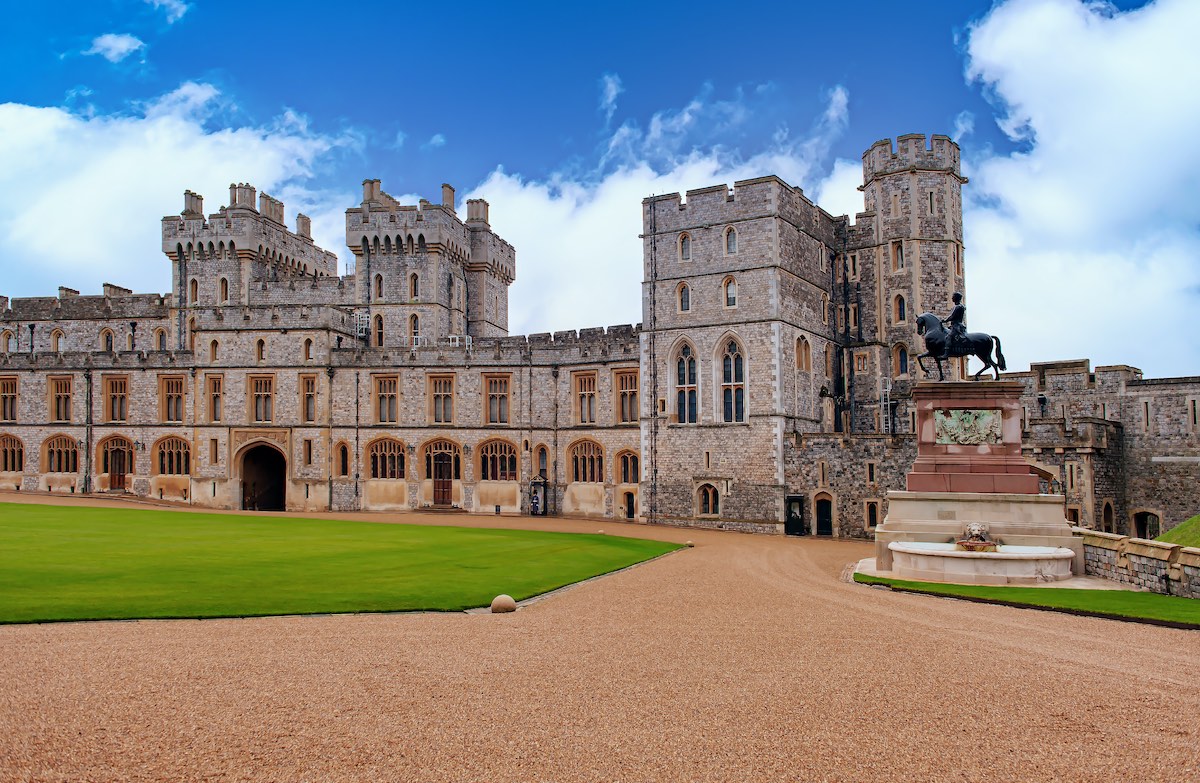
[1,495,1197,781]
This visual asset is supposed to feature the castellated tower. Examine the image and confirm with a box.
[846,133,968,430]
[346,180,515,347]
[160,184,338,350]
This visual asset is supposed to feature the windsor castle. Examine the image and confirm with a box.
[1,134,1197,538]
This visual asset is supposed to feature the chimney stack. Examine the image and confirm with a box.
[296,213,312,238]
[466,198,489,224]
[58,287,79,299]
[442,183,456,213]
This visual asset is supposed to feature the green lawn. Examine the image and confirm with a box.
[0,503,680,623]
[854,572,1200,628]
[1158,514,1200,548]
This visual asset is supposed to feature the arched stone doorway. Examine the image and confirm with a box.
[815,493,834,536]
[623,491,635,520]
[242,443,286,511]
[1132,511,1160,539]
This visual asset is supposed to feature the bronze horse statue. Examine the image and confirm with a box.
[915,312,1007,381]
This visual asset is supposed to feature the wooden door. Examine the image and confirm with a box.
[433,453,453,506]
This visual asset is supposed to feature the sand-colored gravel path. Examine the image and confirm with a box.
[1,494,1198,781]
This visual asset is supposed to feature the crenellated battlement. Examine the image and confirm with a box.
[862,134,964,184]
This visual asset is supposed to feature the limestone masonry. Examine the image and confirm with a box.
[1,135,1197,536]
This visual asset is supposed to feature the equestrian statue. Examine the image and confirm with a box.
[915,292,1007,381]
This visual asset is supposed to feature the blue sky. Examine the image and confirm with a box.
[1,0,1197,377]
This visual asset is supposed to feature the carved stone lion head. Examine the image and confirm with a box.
[965,521,990,540]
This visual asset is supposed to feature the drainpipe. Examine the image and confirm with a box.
[83,367,93,494]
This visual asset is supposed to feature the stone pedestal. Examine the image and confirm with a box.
[875,381,1082,576]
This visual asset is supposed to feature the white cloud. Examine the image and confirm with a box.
[465,86,852,336]
[392,130,407,149]
[961,0,1200,377]
[599,73,623,124]
[83,33,145,63]
[0,83,359,297]
[145,0,189,23]
[952,110,974,142]
[423,133,446,150]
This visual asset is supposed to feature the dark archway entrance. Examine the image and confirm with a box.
[784,495,806,536]
[815,495,833,536]
[242,444,286,511]
[1133,511,1159,539]
[624,492,635,519]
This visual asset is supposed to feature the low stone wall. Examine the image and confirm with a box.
[655,515,783,535]
[1075,527,1200,598]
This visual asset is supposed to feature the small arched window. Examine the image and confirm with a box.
[219,278,229,304]
[894,345,910,377]
[374,274,383,300]
[409,273,419,300]
[154,329,166,351]
[676,344,698,424]
[100,329,115,353]
[618,451,639,484]
[417,234,426,253]
[51,330,63,353]
[256,339,265,363]
[796,336,812,372]
[44,435,78,473]
[209,340,218,362]
[725,227,737,255]
[821,294,830,325]
[304,338,313,361]
[337,443,350,477]
[536,445,548,478]
[679,233,691,261]
[723,277,738,308]
[894,295,907,323]
[479,440,518,481]
[721,340,745,423]
[0,330,13,353]
[569,440,604,483]
[189,279,198,304]
[678,283,690,312]
[374,315,384,348]
[410,314,420,341]
[187,318,197,352]
[698,483,720,516]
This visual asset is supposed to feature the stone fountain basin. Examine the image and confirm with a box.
[887,541,1075,585]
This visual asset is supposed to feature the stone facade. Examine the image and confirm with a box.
[1078,528,1200,599]
[1,135,1197,537]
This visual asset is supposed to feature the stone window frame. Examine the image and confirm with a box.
[568,439,604,484]
[953,244,963,278]
[821,293,830,325]
[535,444,549,479]
[367,437,406,480]
[672,341,699,425]
[1101,500,1116,533]
[478,438,518,481]
[374,315,384,348]
[409,273,420,301]
[717,337,747,424]
[1186,397,1199,434]
[616,450,639,485]
[866,461,878,486]
[697,483,720,517]
[849,303,859,330]
[153,436,191,476]
[0,329,14,353]
[892,344,910,378]
[303,438,314,467]
[219,277,229,304]
[724,226,738,256]
[188,278,199,305]
[48,375,73,423]
[335,441,352,478]
[255,339,266,364]
[1140,399,1151,433]
[893,295,907,323]
[722,276,738,309]
[855,352,868,374]
[796,336,812,372]
[159,374,186,424]
[208,438,219,466]
[303,338,314,362]
[864,499,882,531]
[677,282,690,313]
[97,435,134,478]
[890,240,905,272]
[483,373,511,425]
[0,375,18,423]
[300,374,319,424]
[573,370,598,425]
[678,232,691,262]
[374,374,399,424]
[102,374,130,424]
[614,368,639,425]
[207,339,219,363]
[422,438,461,481]
[50,329,64,353]
[847,253,859,280]
[99,328,116,353]
[153,328,167,351]
[428,373,455,424]
[42,434,79,473]
[409,314,421,344]
[206,374,223,423]
[248,374,275,424]
[0,433,23,472]
[373,274,384,300]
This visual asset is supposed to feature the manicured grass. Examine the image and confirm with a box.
[0,503,681,623]
[854,572,1200,628]
[1158,514,1200,548]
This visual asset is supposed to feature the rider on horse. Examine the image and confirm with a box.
[939,292,966,360]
